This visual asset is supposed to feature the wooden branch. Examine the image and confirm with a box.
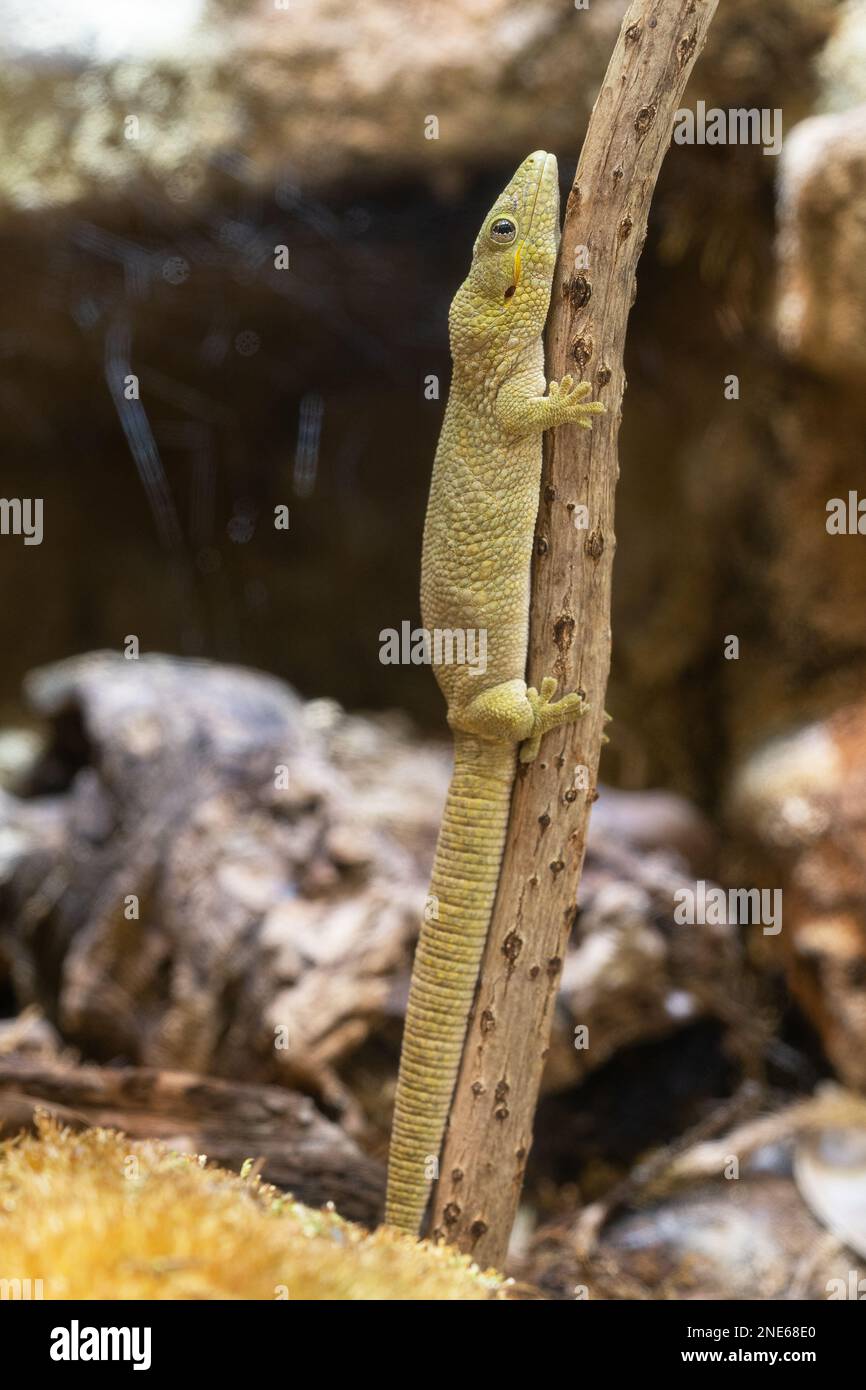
[429,0,720,1267]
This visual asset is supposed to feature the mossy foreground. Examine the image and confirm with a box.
[0,1119,505,1300]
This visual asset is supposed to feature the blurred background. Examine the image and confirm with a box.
[3,0,865,791]
[2,0,866,1298]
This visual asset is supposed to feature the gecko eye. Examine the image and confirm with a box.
[489,218,517,244]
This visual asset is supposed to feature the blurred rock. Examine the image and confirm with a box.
[729,703,866,1089]
[0,0,625,213]
[587,785,716,874]
[817,0,866,113]
[549,815,750,1093]
[776,104,866,381]
[0,1006,63,1061]
[795,1126,866,1260]
[528,1175,855,1300]
[0,0,831,215]
[0,729,43,790]
[526,1085,866,1297]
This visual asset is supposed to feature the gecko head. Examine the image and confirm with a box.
[449,150,560,351]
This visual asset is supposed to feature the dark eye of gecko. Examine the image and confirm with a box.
[489,218,517,244]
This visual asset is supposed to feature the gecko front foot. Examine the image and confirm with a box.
[520,675,588,763]
[547,376,606,430]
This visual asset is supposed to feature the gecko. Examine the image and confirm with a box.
[385,150,605,1235]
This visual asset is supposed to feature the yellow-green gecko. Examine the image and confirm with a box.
[385,150,604,1235]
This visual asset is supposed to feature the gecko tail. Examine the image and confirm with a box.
[385,733,515,1235]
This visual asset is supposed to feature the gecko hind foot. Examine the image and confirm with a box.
[520,676,588,763]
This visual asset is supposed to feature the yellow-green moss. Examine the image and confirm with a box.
[0,1117,506,1300]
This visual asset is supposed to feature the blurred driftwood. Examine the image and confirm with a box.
[0,1059,384,1226]
[1,653,428,1126]
[0,652,751,1159]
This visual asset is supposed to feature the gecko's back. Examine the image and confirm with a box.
[421,150,559,718]
[386,151,603,1236]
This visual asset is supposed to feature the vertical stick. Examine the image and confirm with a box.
[429,0,720,1269]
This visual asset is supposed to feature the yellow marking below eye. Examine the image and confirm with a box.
[503,242,523,302]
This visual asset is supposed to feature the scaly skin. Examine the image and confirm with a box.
[385,151,604,1234]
